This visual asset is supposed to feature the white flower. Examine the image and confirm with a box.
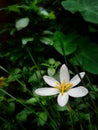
[35,64,88,107]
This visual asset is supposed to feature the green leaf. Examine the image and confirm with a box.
[7,74,22,82]
[25,97,38,104]
[62,0,98,24]
[79,113,90,120]
[16,109,32,122]
[16,111,27,122]
[15,17,30,31]
[89,91,96,100]
[40,37,53,45]
[70,41,98,74]
[21,37,34,45]
[48,58,55,64]
[61,0,83,13]
[80,0,98,24]
[38,7,55,19]
[12,68,21,74]
[7,5,20,13]
[8,102,15,112]
[28,70,44,83]
[23,66,29,74]
[37,112,47,126]
[53,31,78,56]
[38,7,49,16]
[47,68,56,76]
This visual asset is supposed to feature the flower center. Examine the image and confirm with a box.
[55,80,73,95]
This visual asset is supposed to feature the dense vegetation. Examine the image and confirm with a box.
[0,0,98,129]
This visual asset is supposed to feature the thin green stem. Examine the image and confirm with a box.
[27,47,43,86]
[69,112,74,130]
[50,107,60,129]
[0,66,9,74]
[0,64,51,127]
[27,48,37,67]
[66,102,74,112]
[0,88,52,127]
[0,116,7,122]
[88,114,93,130]
[60,38,68,66]
[51,99,64,128]
[36,97,59,130]
[0,88,27,107]
[0,66,33,96]
[76,110,84,130]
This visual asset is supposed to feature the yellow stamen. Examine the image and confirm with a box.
[55,80,73,95]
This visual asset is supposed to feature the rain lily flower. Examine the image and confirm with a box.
[35,64,88,107]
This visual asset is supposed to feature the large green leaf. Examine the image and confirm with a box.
[62,0,98,24]
[61,0,83,13]
[70,42,98,74]
[53,31,78,56]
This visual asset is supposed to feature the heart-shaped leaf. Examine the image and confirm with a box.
[53,31,78,56]
[62,0,98,24]
[70,41,98,74]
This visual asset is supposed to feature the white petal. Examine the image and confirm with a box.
[57,92,69,107]
[70,72,85,87]
[60,64,70,83]
[43,76,59,87]
[35,87,59,96]
[68,86,88,97]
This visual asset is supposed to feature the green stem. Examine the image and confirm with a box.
[36,98,59,130]
[69,112,74,130]
[66,103,75,129]
[66,102,74,112]
[0,88,51,127]
[88,114,93,130]
[76,110,84,130]
[0,66,33,96]
[27,47,43,86]
[27,48,37,67]
[0,116,7,122]
[0,66,9,74]
[60,38,68,66]
[0,88,27,107]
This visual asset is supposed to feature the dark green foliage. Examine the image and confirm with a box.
[0,0,98,130]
